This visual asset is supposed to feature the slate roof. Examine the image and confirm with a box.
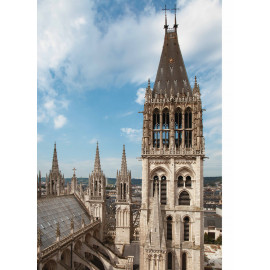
[37,195,91,250]
[153,28,192,96]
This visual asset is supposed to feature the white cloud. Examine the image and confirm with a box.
[135,88,145,105]
[37,134,43,143]
[54,114,67,129]
[89,138,98,144]
[121,128,142,142]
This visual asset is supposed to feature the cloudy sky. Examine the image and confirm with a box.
[37,0,222,178]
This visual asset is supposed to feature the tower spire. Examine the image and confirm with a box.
[120,144,128,176]
[52,142,59,173]
[94,142,101,171]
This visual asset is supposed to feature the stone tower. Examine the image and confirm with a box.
[115,145,132,250]
[86,142,106,241]
[139,9,205,270]
[46,143,65,196]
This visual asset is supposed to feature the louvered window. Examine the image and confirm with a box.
[184,216,190,241]
[185,176,192,187]
[182,253,187,270]
[161,176,167,205]
[179,191,190,205]
[178,176,184,187]
[167,216,172,240]
[168,252,173,270]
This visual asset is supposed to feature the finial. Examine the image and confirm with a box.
[81,216,85,228]
[162,5,168,29]
[37,228,42,247]
[56,222,60,237]
[194,76,198,88]
[72,167,76,177]
[70,217,74,231]
[148,78,150,89]
[172,4,179,29]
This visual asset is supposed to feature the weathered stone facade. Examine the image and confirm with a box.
[139,14,205,270]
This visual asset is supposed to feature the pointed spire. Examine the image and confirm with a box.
[148,78,151,89]
[94,142,101,171]
[194,76,198,88]
[162,5,168,29]
[56,222,60,238]
[120,145,128,176]
[52,142,59,173]
[172,4,179,29]
[146,181,166,249]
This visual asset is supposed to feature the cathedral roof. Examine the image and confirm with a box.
[37,195,91,250]
[153,26,191,96]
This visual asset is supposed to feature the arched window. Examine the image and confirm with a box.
[185,176,191,188]
[153,175,159,196]
[123,183,126,200]
[120,183,122,199]
[162,108,170,147]
[175,108,182,148]
[184,108,192,148]
[182,253,187,270]
[161,176,167,205]
[153,109,160,148]
[184,216,190,241]
[167,216,172,240]
[177,176,184,187]
[179,191,190,205]
[168,252,173,270]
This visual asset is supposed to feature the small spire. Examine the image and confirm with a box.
[81,216,85,228]
[52,142,59,173]
[120,144,128,176]
[148,78,150,89]
[94,142,101,171]
[194,76,198,88]
[172,4,179,29]
[162,5,168,29]
[37,228,42,247]
[72,167,77,177]
[56,222,60,238]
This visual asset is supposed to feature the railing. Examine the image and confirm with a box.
[142,147,205,156]
[38,219,100,261]
[150,95,199,104]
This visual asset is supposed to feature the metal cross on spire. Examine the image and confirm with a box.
[171,4,179,28]
[162,5,169,29]
[72,167,76,176]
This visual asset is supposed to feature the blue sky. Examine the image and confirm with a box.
[37,0,222,178]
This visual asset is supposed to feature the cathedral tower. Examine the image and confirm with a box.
[46,143,65,196]
[140,8,205,270]
[115,145,132,250]
[86,142,106,241]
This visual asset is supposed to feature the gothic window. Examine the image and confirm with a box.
[184,216,190,241]
[178,176,184,187]
[185,108,192,128]
[184,108,192,148]
[120,183,122,199]
[185,130,192,148]
[175,108,182,147]
[185,176,192,188]
[95,181,97,191]
[153,175,159,196]
[167,216,172,240]
[168,252,173,270]
[179,191,190,205]
[162,108,170,147]
[153,109,160,148]
[161,176,167,205]
[124,183,126,200]
[182,253,187,270]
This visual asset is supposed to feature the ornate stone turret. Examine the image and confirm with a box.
[71,167,78,194]
[115,145,132,251]
[85,142,106,241]
[46,143,65,196]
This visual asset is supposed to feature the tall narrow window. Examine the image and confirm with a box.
[168,252,173,270]
[162,108,170,147]
[161,176,167,205]
[182,253,187,270]
[185,176,192,187]
[167,216,172,240]
[120,183,122,199]
[179,191,190,205]
[184,108,192,148]
[178,176,184,187]
[123,183,126,200]
[153,175,159,196]
[175,108,182,148]
[153,109,160,148]
[184,217,190,241]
